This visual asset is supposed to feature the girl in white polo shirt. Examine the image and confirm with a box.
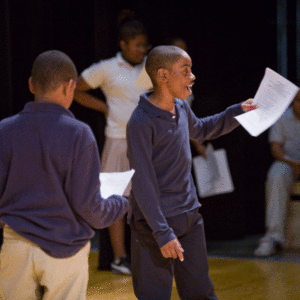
[74,10,152,275]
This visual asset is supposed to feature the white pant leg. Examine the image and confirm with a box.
[265,161,294,244]
[0,225,90,300]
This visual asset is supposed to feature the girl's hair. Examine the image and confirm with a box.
[117,9,147,43]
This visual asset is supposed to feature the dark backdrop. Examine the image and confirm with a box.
[0,0,297,240]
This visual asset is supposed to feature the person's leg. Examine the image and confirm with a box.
[170,210,218,300]
[266,161,294,243]
[0,225,41,300]
[255,161,294,256]
[109,218,126,258]
[98,228,113,270]
[38,241,90,300]
[131,219,174,300]
[109,217,131,275]
[101,137,131,274]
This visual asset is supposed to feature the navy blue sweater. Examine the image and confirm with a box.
[126,92,244,248]
[0,102,129,258]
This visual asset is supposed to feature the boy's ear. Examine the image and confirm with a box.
[28,77,35,94]
[64,79,76,96]
[157,68,169,83]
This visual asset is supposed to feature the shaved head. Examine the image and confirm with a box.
[31,50,77,94]
[145,45,187,86]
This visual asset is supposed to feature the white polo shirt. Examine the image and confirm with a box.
[81,52,153,138]
[269,107,300,160]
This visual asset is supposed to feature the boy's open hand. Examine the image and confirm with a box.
[241,98,258,112]
[160,238,184,261]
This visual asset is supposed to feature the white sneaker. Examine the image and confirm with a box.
[254,238,281,257]
[110,257,132,275]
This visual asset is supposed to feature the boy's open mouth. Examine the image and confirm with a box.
[186,84,193,93]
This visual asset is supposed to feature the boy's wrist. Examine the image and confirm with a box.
[155,229,177,248]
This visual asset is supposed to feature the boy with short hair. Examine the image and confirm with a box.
[126,45,257,300]
[0,50,129,300]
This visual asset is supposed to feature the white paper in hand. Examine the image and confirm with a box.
[99,169,135,199]
[235,68,299,137]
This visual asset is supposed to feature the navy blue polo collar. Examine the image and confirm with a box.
[139,92,185,118]
[22,101,75,118]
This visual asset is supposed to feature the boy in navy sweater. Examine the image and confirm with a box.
[126,45,257,300]
[0,50,129,300]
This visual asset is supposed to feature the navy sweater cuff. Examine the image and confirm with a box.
[154,227,177,248]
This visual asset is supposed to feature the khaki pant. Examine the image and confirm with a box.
[0,225,90,300]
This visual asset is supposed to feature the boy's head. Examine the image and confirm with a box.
[145,45,195,99]
[29,50,78,108]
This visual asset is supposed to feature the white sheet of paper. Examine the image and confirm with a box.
[205,143,221,184]
[235,68,299,137]
[193,148,234,198]
[99,169,135,199]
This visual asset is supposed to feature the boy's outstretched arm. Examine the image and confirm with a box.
[187,98,257,143]
[66,126,129,229]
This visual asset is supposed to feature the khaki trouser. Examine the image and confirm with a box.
[0,225,90,300]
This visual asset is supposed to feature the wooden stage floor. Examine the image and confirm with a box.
[86,251,300,300]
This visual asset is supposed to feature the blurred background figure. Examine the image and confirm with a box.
[254,91,300,257]
[165,36,188,51]
[74,9,152,275]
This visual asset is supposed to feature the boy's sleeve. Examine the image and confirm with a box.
[66,126,129,229]
[187,102,244,143]
[126,117,177,248]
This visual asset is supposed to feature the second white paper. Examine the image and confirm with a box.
[193,147,234,198]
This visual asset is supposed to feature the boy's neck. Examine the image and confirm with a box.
[34,94,67,109]
[148,90,175,113]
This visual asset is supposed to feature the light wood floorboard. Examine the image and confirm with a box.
[87,252,300,299]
